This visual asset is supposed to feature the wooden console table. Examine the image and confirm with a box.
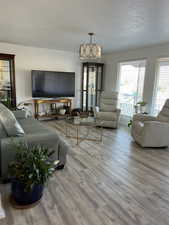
[33,98,72,119]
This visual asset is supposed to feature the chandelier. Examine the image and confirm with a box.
[79,33,102,60]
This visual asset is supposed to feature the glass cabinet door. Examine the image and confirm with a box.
[88,65,96,111]
[81,65,87,111]
[0,54,16,108]
[0,60,11,102]
[81,62,104,112]
[96,65,103,106]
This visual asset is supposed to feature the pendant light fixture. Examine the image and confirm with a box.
[79,33,102,60]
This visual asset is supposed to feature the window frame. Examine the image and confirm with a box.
[117,58,147,117]
[152,57,169,115]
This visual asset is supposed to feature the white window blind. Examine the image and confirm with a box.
[118,60,146,117]
[153,58,169,115]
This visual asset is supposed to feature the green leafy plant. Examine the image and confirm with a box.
[128,119,133,128]
[136,101,147,106]
[9,143,55,191]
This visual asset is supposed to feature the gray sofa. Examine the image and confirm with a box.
[0,108,69,180]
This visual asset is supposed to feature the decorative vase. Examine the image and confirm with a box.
[11,179,44,205]
[134,105,139,113]
[59,109,66,115]
[140,106,146,113]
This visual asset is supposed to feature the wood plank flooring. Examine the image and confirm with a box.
[1,120,169,225]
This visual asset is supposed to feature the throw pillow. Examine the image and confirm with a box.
[0,103,24,137]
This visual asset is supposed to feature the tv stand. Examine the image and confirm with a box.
[33,98,72,119]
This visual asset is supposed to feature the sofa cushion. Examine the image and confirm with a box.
[0,103,24,137]
[101,92,118,100]
[12,110,27,119]
[18,117,54,135]
[100,103,117,112]
[100,92,118,112]
[96,111,118,121]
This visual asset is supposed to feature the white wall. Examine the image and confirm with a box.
[0,42,81,107]
[103,42,169,113]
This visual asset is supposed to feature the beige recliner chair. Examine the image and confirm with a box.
[94,92,121,128]
[131,99,169,147]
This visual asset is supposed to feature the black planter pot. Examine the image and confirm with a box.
[11,179,44,205]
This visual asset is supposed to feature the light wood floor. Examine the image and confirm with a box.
[1,121,169,225]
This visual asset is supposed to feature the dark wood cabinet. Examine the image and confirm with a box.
[81,62,104,112]
[0,54,16,108]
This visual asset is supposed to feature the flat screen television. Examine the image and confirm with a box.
[32,70,75,98]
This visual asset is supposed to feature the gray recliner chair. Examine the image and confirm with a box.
[94,92,121,128]
[131,99,169,147]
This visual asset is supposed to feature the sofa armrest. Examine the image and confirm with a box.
[142,121,169,147]
[144,121,169,137]
[0,132,69,179]
[116,108,121,116]
[133,114,157,122]
[144,121,169,130]
[113,108,121,122]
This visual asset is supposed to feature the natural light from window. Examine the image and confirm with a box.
[118,60,146,117]
[153,58,169,115]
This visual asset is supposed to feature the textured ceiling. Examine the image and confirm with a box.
[0,0,169,53]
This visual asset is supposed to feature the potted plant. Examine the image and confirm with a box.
[134,105,139,113]
[9,143,55,206]
[137,101,147,113]
[128,119,133,128]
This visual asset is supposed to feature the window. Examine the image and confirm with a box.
[153,58,169,115]
[118,60,146,116]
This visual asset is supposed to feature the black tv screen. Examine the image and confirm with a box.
[32,70,75,98]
